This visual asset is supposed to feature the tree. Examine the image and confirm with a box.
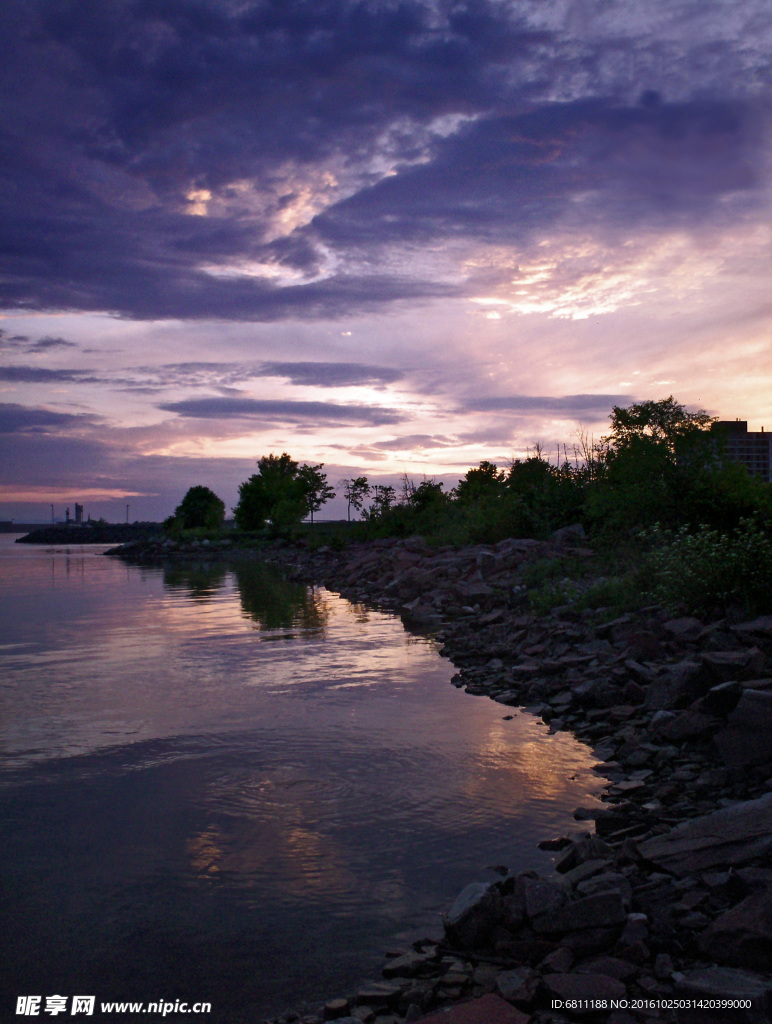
[235,454,336,531]
[364,484,396,520]
[586,398,718,531]
[454,461,506,504]
[341,476,370,521]
[298,463,335,523]
[606,396,714,456]
[235,453,306,531]
[173,485,225,530]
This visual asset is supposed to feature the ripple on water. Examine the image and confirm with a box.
[0,540,604,1020]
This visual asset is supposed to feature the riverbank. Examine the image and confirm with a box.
[16,523,163,544]
[110,534,772,1023]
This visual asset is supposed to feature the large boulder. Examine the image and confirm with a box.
[638,793,772,875]
[644,660,705,710]
[531,892,626,935]
[698,890,772,972]
[714,689,772,768]
[417,993,530,1024]
[443,882,502,948]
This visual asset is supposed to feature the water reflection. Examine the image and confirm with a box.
[0,538,604,1021]
[162,562,228,601]
[233,562,329,635]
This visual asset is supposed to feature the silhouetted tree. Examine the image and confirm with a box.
[235,454,335,531]
[298,463,335,523]
[235,453,306,530]
[341,476,370,521]
[364,484,397,520]
[173,485,225,529]
[454,461,506,504]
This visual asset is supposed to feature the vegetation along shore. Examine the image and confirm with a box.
[80,400,772,1021]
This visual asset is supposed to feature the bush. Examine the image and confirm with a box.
[643,519,772,616]
[169,486,225,531]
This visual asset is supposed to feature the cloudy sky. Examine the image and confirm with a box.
[1,0,770,521]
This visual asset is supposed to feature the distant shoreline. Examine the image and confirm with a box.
[13,523,163,544]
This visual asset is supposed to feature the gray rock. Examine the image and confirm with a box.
[381,951,437,979]
[443,882,501,948]
[714,689,772,767]
[619,913,648,945]
[532,892,626,934]
[638,792,772,875]
[732,614,772,636]
[495,965,539,1006]
[560,926,622,957]
[702,648,766,683]
[675,965,772,1001]
[657,708,718,742]
[576,872,633,909]
[698,890,772,972]
[539,946,574,973]
[575,956,638,981]
[558,859,609,889]
[664,617,704,642]
[645,660,707,710]
[551,523,586,544]
[522,877,567,920]
[667,962,769,1019]
[695,680,743,716]
[324,999,351,1020]
[544,972,627,1003]
[354,980,404,1006]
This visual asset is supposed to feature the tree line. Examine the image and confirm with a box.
[166,397,772,544]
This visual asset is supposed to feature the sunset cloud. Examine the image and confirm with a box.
[1,0,770,519]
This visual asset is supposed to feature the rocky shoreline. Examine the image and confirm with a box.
[110,533,772,1024]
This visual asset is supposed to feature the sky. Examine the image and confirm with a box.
[1,0,771,522]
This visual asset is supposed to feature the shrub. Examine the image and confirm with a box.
[171,486,225,531]
[643,519,772,615]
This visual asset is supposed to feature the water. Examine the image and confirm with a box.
[0,536,604,1021]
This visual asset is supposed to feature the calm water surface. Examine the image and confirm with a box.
[0,536,603,1021]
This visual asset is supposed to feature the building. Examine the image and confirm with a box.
[711,421,772,482]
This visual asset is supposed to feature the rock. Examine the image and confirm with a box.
[355,980,404,1007]
[656,708,718,742]
[532,892,626,934]
[576,956,638,981]
[560,926,622,957]
[324,999,351,1020]
[443,882,501,948]
[382,951,437,979]
[714,690,772,767]
[638,792,772,875]
[558,859,609,889]
[522,876,567,919]
[551,523,586,544]
[495,965,539,1006]
[544,972,626,1004]
[645,660,704,710]
[702,649,765,683]
[416,993,530,1024]
[619,913,648,945]
[675,965,772,1003]
[694,680,743,716]
[654,953,674,980]
[575,873,632,909]
[698,890,772,972]
[554,835,611,873]
[732,615,772,637]
[539,946,574,973]
[664,617,704,642]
